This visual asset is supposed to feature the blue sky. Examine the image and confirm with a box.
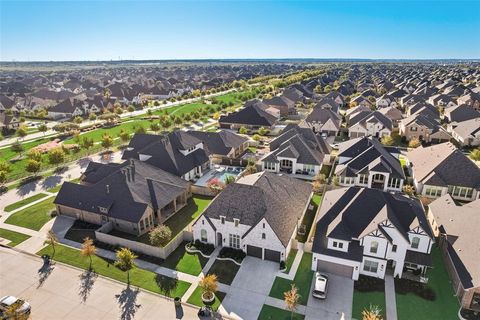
[1,1,479,61]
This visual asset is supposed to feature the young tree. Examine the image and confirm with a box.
[380,135,394,146]
[16,125,28,140]
[11,140,24,156]
[73,116,83,124]
[199,274,218,301]
[80,136,94,154]
[362,304,383,320]
[27,149,42,162]
[88,113,97,123]
[25,159,41,176]
[173,116,183,127]
[0,171,7,188]
[80,237,97,270]
[403,184,415,196]
[118,130,130,143]
[38,123,48,136]
[101,134,113,150]
[224,175,235,185]
[469,148,480,161]
[48,148,65,166]
[408,138,421,148]
[252,134,261,142]
[114,248,137,284]
[150,122,160,133]
[149,225,172,246]
[134,125,146,134]
[45,229,58,258]
[284,284,300,320]
[239,127,248,134]
[258,127,268,136]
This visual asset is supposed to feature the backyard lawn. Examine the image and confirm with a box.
[395,247,459,320]
[207,259,240,285]
[269,252,314,305]
[161,242,208,276]
[37,244,191,298]
[296,195,321,243]
[3,193,49,212]
[4,197,55,230]
[186,286,226,311]
[257,305,305,320]
[0,228,31,247]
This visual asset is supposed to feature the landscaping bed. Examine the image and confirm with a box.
[207,259,240,285]
[186,240,215,256]
[37,244,191,298]
[186,286,226,311]
[257,305,305,320]
[218,247,245,264]
[4,197,55,231]
[269,252,314,305]
[3,193,49,212]
[0,228,31,247]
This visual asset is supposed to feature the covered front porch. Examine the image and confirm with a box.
[401,250,433,283]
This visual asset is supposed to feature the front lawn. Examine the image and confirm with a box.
[352,276,386,319]
[269,252,314,305]
[207,259,240,285]
[3,193,49,212]
[257,305,305,320]
[0,228,31,247]
[37,244,191,298]
[186,286,226,311]
[395,247,459,320]
[4,197,55,231]
[161,242,208,276]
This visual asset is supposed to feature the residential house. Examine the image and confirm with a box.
[218,103,278,130]
[304,107,342,136]
[378,106,403,126]
[55,159,191,236]
[406,142,480,201]
[457,92,480,111]
[312,187,434,281]
[399,113,451,143]
[263,95,296,116]
[335,137,405,192]
[348,111,393,138]
[187,130,249,161]
[448,118,480,147]
[193,171,312,262]
[444,104,480,123]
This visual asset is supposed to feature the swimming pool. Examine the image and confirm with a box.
[194,165,244,187]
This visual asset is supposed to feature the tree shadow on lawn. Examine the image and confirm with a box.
[155,274,179,298]
[115,285,141,320]
[37,258,55,288]
[78,269,98,303]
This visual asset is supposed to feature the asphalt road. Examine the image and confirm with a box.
[0,246,205,320]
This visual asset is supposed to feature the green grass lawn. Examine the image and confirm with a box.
[352,290,386,320]
[164,196,212,237]
[207,259,240,285]
[3,193,49,212]
[284,249,298,274]
[4,197,55,231]
[257,305,305,320]
[162,242,208,276]
[297,195,322,243]
[37,244,191,298]
[186,286,226,311]
[395,247,459,320]
[269,252,314,305]
[0,228,31,247]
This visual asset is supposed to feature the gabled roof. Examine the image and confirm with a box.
[305,107,341,126]
[219,103,277,127]
[200,171,312,246]
[187,130,248,157]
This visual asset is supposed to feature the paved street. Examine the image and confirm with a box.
[0,246,205,320]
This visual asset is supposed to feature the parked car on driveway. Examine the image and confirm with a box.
[312,272,329,299]
[0,296,31,319]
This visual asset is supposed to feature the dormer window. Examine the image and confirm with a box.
[220,216,225,224]
[234,219,239,227]
[99,206,108,214]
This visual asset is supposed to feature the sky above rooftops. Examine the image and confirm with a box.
[1,0,479,61]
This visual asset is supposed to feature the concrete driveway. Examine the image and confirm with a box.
[221,257,279,320]
[306,273,354,320]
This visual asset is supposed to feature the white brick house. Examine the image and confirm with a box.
[311,187,434,281]
[192,171,312,262]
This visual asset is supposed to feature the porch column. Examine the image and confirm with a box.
[383,174,389,192]
[368,173,373,188]
[174,199,177,212]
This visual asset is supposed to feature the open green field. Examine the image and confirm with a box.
[37,244,191,298]
[4,197,55,231]
[4,193,49,212]
[0,228,31,247]
[395,247,459,320]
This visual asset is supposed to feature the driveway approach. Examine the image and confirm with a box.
[0,247,203,320]
[306,273,354,320]
[221,257,279,320]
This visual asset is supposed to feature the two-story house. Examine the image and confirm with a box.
[334,137,405,192]
[348,111,393,139]
[312,187,434,281]
[399,113,451,143]
[192,171,312,262]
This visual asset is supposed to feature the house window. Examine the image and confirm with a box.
[229,234,240,249]
[411,236,420,249]
[333,241,338,248]
[358,175,368,185]
[234,219,239,227]
[425,187,442,197]
[263,223,265,228]
[201,229,208,242]
[388,178,401,189]
[363,260,379,273]
[221,216,225,224]
[140,220,145,231]
[338,242,343,249]
[411,127,417,132]
[370,241,379,254]
[264,162,276,171]
[99,206,108,214]
[262,233,266,239]
[392,245,397,252]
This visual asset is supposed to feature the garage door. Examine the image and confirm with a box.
[246,245,262,259]
[317,260,354,278]
[264,249,281,262]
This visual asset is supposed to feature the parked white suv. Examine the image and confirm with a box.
[312,272,329,299]
[0,296,31,319]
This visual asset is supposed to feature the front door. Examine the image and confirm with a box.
[217,232,223,247]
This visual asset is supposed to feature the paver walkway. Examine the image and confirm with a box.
[385,274,398,320]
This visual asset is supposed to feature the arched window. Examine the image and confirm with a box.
[411,236,420,249]
[201,229,207,242]
[370,241,379,254]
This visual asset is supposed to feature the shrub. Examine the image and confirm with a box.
[149,225,172,246]
[219,247,246,263]
[395,278,436,301]
[280,260,286,270]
